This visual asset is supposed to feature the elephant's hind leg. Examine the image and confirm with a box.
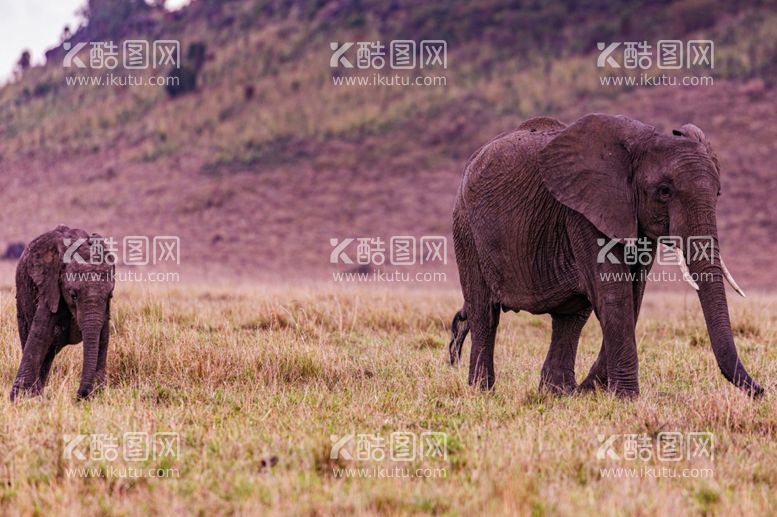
[454,211,500,389]
[540,309,592,394]
[467,299,500,390]
[454,248,499,389]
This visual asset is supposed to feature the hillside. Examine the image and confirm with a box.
[1,0,776,286]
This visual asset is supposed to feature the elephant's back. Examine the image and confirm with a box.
[460,119,563,197]
[515,116,566,134]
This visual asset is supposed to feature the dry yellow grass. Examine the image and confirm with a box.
[0,276,776,515]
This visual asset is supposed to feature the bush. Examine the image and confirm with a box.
[165,42,206,98]
[670,0,719,33]
[80,0,149,38]
[187,42,207,70]
[32,81,57,98]
[165,65,198,97]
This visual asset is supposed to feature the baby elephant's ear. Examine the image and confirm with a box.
[28,235,66,313]
[538,114,654,241]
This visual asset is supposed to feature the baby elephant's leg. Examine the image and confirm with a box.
[10,306,57,400]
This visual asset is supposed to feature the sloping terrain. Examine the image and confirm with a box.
[0,0,775,286]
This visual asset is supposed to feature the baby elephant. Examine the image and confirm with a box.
[10,226,115,400]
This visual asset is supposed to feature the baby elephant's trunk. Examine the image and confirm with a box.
[77,301,105,399]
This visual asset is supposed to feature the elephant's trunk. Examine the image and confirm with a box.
[686,228,763,397]
[77,298,105,399]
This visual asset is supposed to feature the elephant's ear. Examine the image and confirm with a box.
[28,232,66,313]
[538,114,654,241]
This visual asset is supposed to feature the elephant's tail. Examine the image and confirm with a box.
[448,307,469,366]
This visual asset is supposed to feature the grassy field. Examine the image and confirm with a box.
[0,279,776,515]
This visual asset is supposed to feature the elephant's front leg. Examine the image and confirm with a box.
[10,305,57,400]
[540,309,592,394]
[38,325,71,388]
[580,259,652,393]
[38,343,62,388]
[593,280,639,397]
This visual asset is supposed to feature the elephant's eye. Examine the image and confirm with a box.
[70,290,78,301]
[656,184,673,201]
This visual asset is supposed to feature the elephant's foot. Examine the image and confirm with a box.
[9,379,43,401]
[539,368,577,394]
[94,371,107,392]
[578,357,607,393]
[76,383,102,400]
[468,364,495,391]
[9,385,23,401]
[607,376,640,399]
[611,388,639,399]
[577,374,605,393]
[578,366,638,398]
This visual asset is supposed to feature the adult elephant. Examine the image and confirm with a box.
[448,114,762,398]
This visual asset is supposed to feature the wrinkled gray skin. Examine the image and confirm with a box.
[449,114,763,398]
[11,225,115,400]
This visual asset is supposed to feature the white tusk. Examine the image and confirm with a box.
[720,258,746,298]
[661,244,699,291]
